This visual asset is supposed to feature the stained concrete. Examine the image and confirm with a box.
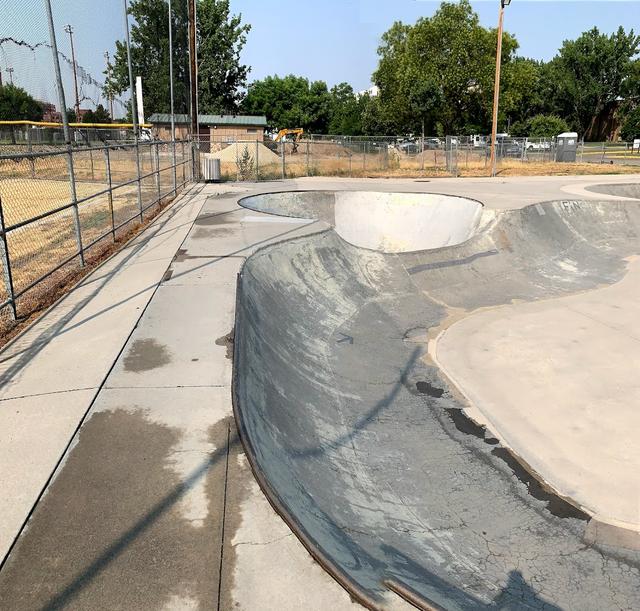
[0,186,364,611]
[234,191,640,609]
[0,185,209,563]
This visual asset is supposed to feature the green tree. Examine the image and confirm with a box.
[510,114,570,137]
[543,27,640,140]
[373,1,519,135]
[0,84,43,121]
[93,104,112,123]
[621,107,640,141]
[197,0,251,111]
[328,83,364,135]
[105,0,250,119]
[242,75,333,133]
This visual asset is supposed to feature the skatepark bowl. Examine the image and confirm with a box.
[234,190,640,610]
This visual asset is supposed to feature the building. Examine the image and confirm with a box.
[148,113,268,142]
[39,102,62,123]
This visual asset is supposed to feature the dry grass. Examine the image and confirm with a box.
[219,154,639,181]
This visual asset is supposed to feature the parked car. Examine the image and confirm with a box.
[526,139,552,151]
[398,140,420,154]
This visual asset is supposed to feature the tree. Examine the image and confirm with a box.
[328,83,364,135]
[242,75,333,133]
[105,0,250,119]
[621,107,640,141]
[197,0,251,112]
[0,84,43,121]
[93,104,112,123]
[543,27,640,139]
[510,114,570,138]
[372,1,520,135]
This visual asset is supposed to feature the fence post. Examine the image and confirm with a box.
[154,142,161,205]
[89,147,95,180]
[363,142,366,173]
[255,139,259,181]
[281,141,285,179]
[67,150,86,266]
[172,140,177,196]
[27,127,36,179]
[0,197,17,320]
[182,141,186,184]
[306,140,310,176]
[104,145,116,241]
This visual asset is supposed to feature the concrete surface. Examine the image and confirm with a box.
[235,186,640,609]
[2,174,640,611]
[0,184,207,564]
[0,186,380,611]
[435,257,640,529]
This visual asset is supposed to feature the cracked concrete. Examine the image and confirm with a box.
[235,188,640,609]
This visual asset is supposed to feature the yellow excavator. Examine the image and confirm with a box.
[274,128,304,153]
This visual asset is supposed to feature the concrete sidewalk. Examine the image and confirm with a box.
[0,184,208,565]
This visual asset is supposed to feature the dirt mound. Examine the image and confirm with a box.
[205,142,280,165]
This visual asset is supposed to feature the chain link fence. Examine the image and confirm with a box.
[195,134,640,181]
[0,140,192,330]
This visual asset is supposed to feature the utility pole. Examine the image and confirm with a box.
[489,0,511,177]
[104,50,114,119]
[64,25,81,121]
[7,67,14,85]
[188,0,198,139]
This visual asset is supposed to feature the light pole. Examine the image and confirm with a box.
[64,25,81,121]
[489,0,511,177]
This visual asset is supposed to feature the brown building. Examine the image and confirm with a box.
[39,101,62,123]
[148,113,267,142]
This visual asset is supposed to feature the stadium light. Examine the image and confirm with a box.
[489,0,512,176]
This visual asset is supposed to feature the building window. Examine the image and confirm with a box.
[246,128,257,133]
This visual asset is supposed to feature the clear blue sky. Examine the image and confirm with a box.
[1,0,639,110]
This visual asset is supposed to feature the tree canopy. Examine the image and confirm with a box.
[101,0,640,141]
[542,27,640,139]
[105,0,250,119]
[0,84,43,121]
[242,75,333,133]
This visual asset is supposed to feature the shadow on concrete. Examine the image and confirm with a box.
[0,217,321,373]
[291,347,422,459]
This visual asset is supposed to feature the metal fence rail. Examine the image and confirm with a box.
[0,139,192,325]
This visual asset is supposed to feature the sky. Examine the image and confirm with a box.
[0,0,639,112]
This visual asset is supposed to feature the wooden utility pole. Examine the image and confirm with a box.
[489,0,510,177]
[64,25,81,120]
[188,0,198,139]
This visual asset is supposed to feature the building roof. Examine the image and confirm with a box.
[148,113,267,127]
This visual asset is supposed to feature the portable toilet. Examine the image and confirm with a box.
[555,132,578,162]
